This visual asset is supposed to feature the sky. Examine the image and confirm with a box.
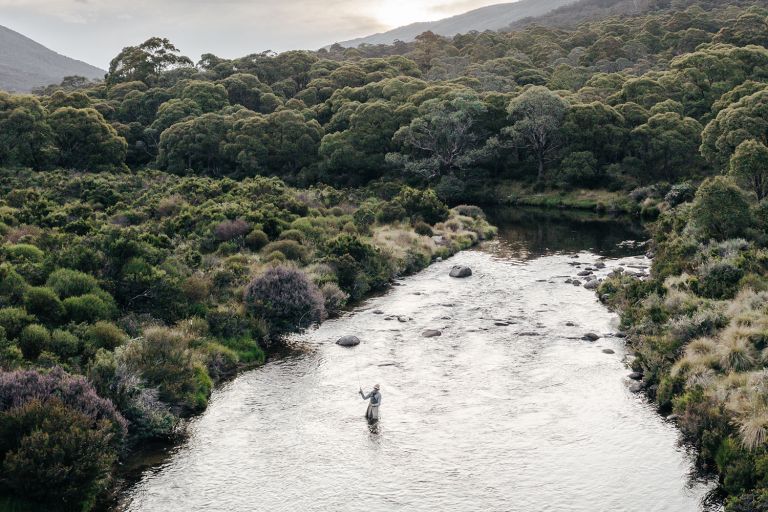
[1,0,506,69]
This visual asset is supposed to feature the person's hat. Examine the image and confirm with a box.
[373,383,380,389]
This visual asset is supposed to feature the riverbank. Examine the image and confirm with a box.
[596,183,768,511]
[0,169,496,511]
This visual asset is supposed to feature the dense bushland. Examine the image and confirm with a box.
[3,1,768,206]
[0,169,494,510]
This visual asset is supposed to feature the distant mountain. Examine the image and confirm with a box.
[333,0,578,47]
[506,0,651,30]
[0,25,105,93]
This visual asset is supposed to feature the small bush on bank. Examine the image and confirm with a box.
[243,266,325,335]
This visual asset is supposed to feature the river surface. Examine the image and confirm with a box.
[118,210,719,512]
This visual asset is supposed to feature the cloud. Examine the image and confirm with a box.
[0,0,497,67]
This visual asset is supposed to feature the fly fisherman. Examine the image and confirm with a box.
[359,384,381,422]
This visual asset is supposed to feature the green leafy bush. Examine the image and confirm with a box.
[23,287,64,325]
[18,324,50,360]
[46,269,99,299]
[63,294,113,323]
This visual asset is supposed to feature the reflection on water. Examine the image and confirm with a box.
[486,208,647,259]
[117,208,720,512]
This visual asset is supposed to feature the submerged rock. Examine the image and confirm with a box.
[449,265,472,278]
[628,372,643,380]
[422,329,442,338]
[372,309,384,315]
[572,280,582,286]
[602,349,615,354]
[629,382,645,393]
[336,335,360,347]
[595,262,606,269]
[583,333,600,341]
[584,280,599,290]
[577,270,592,277]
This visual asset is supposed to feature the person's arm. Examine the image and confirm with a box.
[361,390,371,399]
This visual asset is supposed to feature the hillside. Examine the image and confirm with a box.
[0,25,104,92]
[333,0,576,47]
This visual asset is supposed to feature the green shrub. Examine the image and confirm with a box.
[49,329,81,359]
[4,244,44,263]
[0,264,28,306]
[0,308,35,339]
[23,287,65,325]
[203,342,240,380]
[261,240,308,262]
[119,327,212,413]
[691,177,751,241]
[85,322,127,351]
[63,294,113,323]
[17,324,50,360]
[219,337,265,364]
[0,399,118,510]
[696,262,745,299]
[393,187,449,224]
[278,229,304,242]
[46,269,99,298]
[413,221,434,237]
[245,229,269,250]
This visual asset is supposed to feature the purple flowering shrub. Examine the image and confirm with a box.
[244,265,325,335]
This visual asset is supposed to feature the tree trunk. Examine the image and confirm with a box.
[537,156,545,182]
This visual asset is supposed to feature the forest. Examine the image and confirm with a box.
[1,0,768,510]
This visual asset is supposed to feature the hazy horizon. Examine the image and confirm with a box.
[1,0,511,68]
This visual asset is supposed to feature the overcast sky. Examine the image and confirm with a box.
[1,0,504,69]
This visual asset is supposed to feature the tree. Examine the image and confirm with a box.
[157,113,234,175]
[690,176,751,241]
[390,93,487,180]
[48,108,127,171]
[701,89,768,168]
[729,140,768,201]
[106,37,194,86]
[0,93,58,169]
[505,86,569,181]
[631,112,703,182]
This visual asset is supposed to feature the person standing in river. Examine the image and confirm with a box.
[359,384,381,422]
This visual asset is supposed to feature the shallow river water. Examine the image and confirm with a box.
[118,210,719,512]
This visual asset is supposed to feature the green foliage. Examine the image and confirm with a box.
[46,268,99,299]
[0,308,34,340]
[729,140,768,201]
[23,287,64,325]
[393,187,449,224]
[17,324,49,360]
[63,294,114,324]
[691,177,752,241]
[0,399,117,510]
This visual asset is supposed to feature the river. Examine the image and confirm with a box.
[117,209,719,512]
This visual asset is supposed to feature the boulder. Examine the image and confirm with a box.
[336,335,360,347]
[572,280,582,286]
[583,333,600,341]
[595,262,606,269]
[577,270,592,277]
[372,309,384,315]
[602,348,615,354]
[422,329,442,338]
[584,280,599,290]
[628,372,643,380]
[565,321,576,327]
[449,265,472,278]
[629,382,645,393]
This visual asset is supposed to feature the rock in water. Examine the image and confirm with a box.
[336,335,360,347]
[422,329,442,338]
[584,280,599,290]
[583,333,600,341]
[602,348,615,354]
[449,265,472,278]
[628,372,643,380]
